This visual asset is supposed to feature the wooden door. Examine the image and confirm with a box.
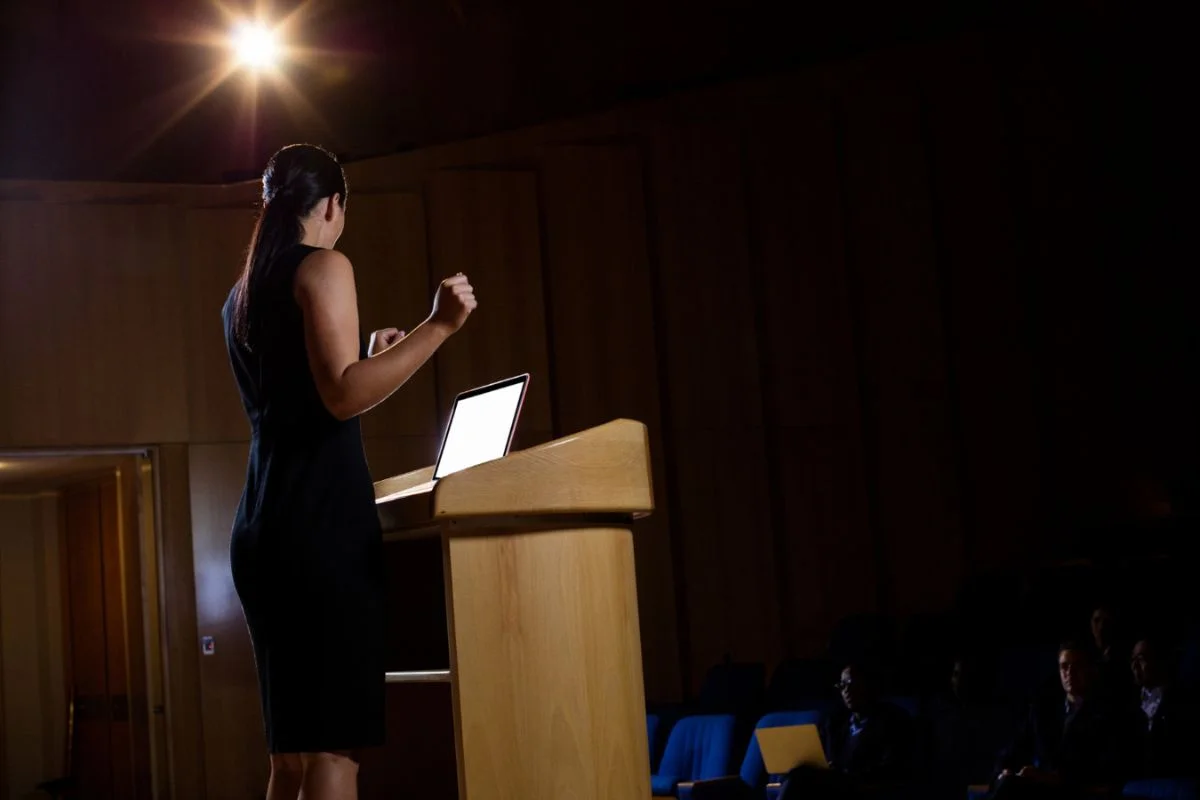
[61,475,144,799]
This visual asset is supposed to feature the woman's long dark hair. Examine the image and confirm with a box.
[232,143,347,348]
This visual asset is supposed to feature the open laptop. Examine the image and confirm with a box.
[376,373,530,501]
[755,724,829,775]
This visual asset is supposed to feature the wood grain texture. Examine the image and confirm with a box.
[0,494,67,800]
[100,474,135,798]
[356,683,457,800]
[338,193,440,440]
[363,435,443,486]
[374,422,655,798]
[0,39,1135,777]
[374,464,436,504]
[136,459,171,800]
[187,442,267,800]
[432,419,653,519]
[649,121,781,676]
[0,202,189,447]
[425,170,553,438]
[116,458,154,800]
[181,207,257,444]
[154,445,206,800]
[919,47,1042,572]
[62,482,115,796]
[447,526,650,800]
[742,89,877,653]
[540,144,682,700]
[840,67,964,616]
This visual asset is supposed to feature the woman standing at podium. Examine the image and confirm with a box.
[222,143,476,800]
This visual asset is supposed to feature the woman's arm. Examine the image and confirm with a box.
[295,248,475,420]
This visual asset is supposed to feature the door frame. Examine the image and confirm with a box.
[0,446,173,800]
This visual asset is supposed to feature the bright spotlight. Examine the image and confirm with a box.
[232,22,280,70]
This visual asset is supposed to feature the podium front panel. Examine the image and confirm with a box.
[445,525,651,799]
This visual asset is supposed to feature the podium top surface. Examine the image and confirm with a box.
[373,418,653,534]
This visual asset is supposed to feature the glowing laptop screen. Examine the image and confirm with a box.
[433,377,528,480]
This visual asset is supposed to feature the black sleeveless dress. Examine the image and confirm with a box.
[221,243,385,753]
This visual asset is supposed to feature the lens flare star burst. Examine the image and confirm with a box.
[232,21,281,70]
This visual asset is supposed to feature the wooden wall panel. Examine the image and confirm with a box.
[363,435,443,484]
[187,443,266,800]
[155,445,206,800]
[116,458,154,800]
[0,202,189,447]
[540,144,682,699]
[99,475,136,798]
[650,122,780,680]
[0,495,67,800]
[425,171,554,443]
[743,92,877,654]
[339,193,440,441]
[0,201,48,447]
[0,36,1144,775]
[1002,46,1116,528]
[181,208,257,444]
[840,70,965,616]
[62,483,116,795]
[921,49,1043,571]
[357,684,457,800]
[136,458,171,800]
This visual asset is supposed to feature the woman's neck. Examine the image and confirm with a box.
[300,221,337,249]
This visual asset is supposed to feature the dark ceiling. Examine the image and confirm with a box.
[0,0,1041,184]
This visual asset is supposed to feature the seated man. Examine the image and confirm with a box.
[990,642,1131,799]
[779,663,914,799]
[1089,605,1133,706]
[824,663,914,780]
[930,654,1014,796]
[1129,635,1197,778]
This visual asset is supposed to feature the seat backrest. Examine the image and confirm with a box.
[1122,778,1199,800]
[655,714,737,782]
[738,709,823,788]
[883,695,920,719]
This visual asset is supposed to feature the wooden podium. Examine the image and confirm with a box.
[373,419,654,800]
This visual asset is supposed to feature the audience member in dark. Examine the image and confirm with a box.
[824,663,914,780]
[1130,636,1197,778]
[778,663,914,800]
[930,655,1012,795]
[1090,605,1132,703]
[1091,607,1117,664]
[990,642,1130,799]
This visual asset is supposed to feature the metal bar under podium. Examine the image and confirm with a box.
[384,669,452,684]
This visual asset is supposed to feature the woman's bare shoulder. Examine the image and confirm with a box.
[294,248,355,296]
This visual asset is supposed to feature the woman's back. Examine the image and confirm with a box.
[224,243,344,437]
[221,240,385,753]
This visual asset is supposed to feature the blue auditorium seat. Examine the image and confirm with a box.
[651,714,737,797]
[1123,778,1198,800]
[1179,623,1200,691]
